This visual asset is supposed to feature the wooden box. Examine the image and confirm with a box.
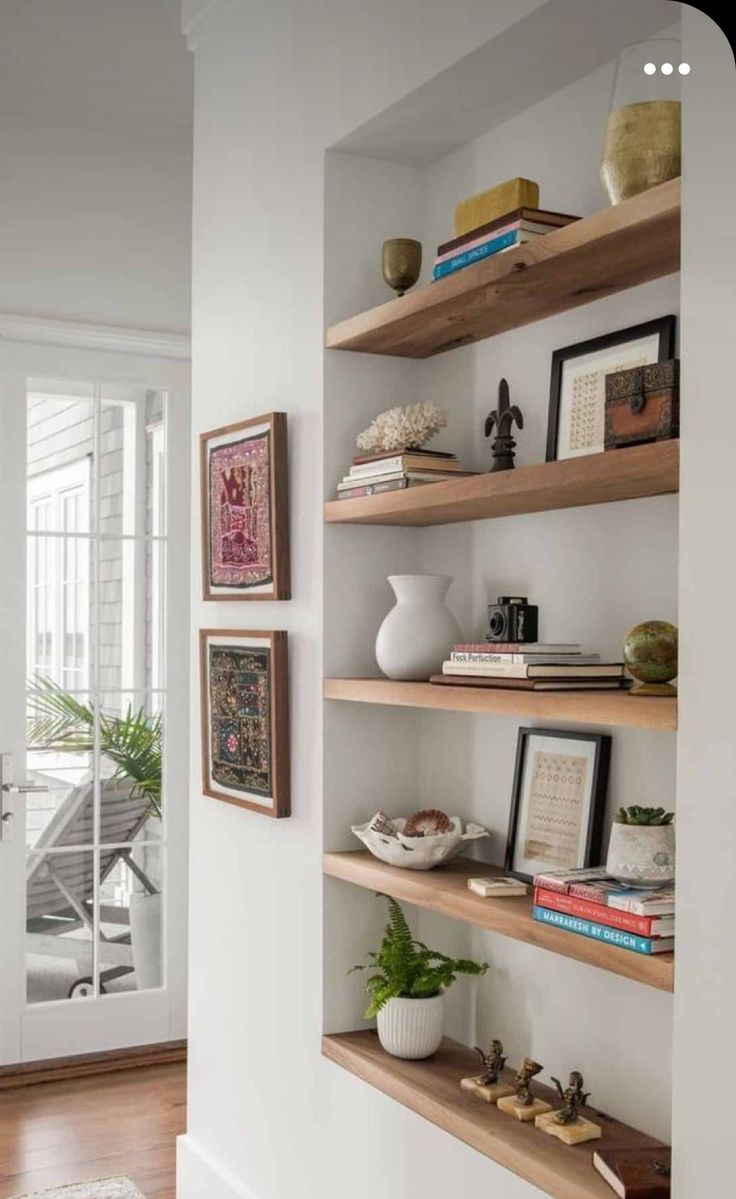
[605,360,679,450]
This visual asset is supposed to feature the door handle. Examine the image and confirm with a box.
[1,782,49,793]
[0,753,48,842]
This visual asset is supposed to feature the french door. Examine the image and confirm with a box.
[0,338,189,1063]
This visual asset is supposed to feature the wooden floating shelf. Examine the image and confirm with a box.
[324,677,677,732]
[325,440,678,527]
[323,1033,665,1199]
[325,178,680,358]
[324,852,674,992]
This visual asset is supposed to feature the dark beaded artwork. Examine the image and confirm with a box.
[209,644,272,797]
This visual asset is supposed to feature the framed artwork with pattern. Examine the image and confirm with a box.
[200,412,290,601]
[545,316,675,461]
[505,728,611,882]
[199,629,290,817]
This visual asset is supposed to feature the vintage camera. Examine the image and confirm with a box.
[487,596,539,643]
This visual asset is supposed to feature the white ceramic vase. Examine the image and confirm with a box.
[375,575,461,680]
[376,993,445,1059]
[606,822,676,888]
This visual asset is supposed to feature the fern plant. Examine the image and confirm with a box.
[350,895,487,1018]
[26,674,162,819]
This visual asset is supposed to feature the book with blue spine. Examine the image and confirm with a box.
[433,229,524,279]
[533,905,674,955]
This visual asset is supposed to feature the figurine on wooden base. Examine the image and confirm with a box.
[535,1070,602,1145]
[461,1039,515,1104]
[497,1057,552,1122]
[484,379,524,472]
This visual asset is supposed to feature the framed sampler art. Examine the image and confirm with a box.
[200,412,290,601]
[504,728,611,883]
[199,629,290,818]
[546,316,676,462]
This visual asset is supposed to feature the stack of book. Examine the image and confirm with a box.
[432,205,579,281]
[336,449,475,500]
[431,643,631,692]
[532,867,675,958]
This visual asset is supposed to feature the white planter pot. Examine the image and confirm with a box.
[375,575,461,681]
[376,994,445,1059]
[130,892,162,990]
[606,822,676,888]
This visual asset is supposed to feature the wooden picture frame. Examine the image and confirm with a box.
[199,629,290,818]
[200,412,290,601]
[546,316,676,462]
[504,727,611,883]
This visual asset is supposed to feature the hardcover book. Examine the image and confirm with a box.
[593,1147,671,1198]
[532,867,617,894]
[534,888,674,938]
[532,906,675,955]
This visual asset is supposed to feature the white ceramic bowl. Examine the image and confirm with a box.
[351,815,489,870]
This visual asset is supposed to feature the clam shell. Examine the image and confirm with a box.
[403,808,451,837]
[366,810,399,839]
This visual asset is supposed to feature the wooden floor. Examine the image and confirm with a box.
[0,1062,185,1198]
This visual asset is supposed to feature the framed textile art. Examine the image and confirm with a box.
[504,728,611,883]
[199,629,290,818]
[200,412,290,601]
[545,316,676,462]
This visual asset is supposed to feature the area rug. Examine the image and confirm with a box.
[10,1180,144,1199]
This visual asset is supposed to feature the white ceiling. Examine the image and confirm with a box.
[0,0,192,137]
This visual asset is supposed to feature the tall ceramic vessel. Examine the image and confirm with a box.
[601,40,681,205]
[375,575,460,680]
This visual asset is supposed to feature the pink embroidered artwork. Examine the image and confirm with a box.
[208,431,272,589]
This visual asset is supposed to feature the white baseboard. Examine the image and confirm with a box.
[177,1134,260,1199]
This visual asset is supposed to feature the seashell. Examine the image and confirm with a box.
[403,808,451,837]
[367,810,399,839]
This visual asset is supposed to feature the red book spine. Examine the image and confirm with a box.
[534,888,656,937]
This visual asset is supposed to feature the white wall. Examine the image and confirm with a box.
[181,2,736,1198]
[0,0,192,333]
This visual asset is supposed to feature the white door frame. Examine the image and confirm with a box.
[0,325,190,1063]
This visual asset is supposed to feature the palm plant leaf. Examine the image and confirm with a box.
[27,675,162,818]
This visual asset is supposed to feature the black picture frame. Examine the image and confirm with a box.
[546,315,676,462]
[504,727,611,884]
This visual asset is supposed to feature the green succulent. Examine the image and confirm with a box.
[349,895,487,1018]
[614,805,674,826]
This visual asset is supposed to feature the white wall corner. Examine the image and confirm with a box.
[177,1134,262,1199]
[181,0,227,50]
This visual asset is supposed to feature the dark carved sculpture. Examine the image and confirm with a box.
[473,1039,507,1086]
[484,378,524,472]
[551,1071,591,1124]
[514,1057,544,1107]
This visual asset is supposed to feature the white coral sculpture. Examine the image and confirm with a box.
[356,401,448,453]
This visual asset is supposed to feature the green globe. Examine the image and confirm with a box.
[623,621,678,685]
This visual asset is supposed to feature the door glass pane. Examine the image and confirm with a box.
[98,692,163,843]
[26,850,94,1004]
[99,845,163,994]
[24,381,168,1003]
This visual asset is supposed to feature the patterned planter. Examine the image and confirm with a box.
[606,822,675,889]
[376,994,445,1059]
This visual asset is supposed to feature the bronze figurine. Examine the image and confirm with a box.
[514,1057,544,1106]
[550,1071,591,1125]
[484,378,524,472]
[473,1040,507,1087]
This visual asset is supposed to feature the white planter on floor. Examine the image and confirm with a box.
[375,574,460,680]
[376,993,445,1059]
[130,891,162,990]
[606,822,676,888]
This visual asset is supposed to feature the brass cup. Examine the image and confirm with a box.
[382,238,422,297]
[601,100,681,205]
